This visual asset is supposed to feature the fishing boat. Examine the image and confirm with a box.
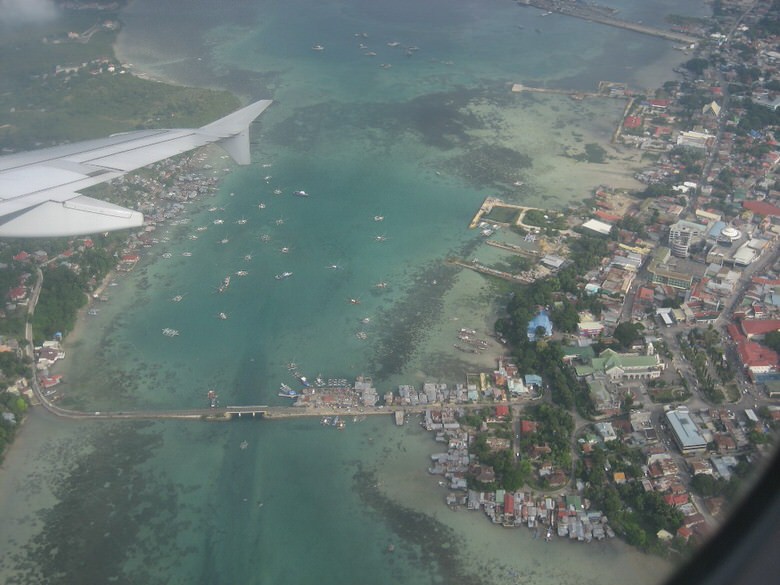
[349,298,361,305]
[275,272,293,280]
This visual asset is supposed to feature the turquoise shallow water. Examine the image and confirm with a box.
[0,1,710,583]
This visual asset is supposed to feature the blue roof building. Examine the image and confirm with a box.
[527,310,553,341]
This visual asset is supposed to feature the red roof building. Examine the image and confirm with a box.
[495,405,510,418]
[504,492,515,516]
[623,115,643,129]
[520,420,538,435]
[743,200,780,217]
[740,319,780,339]
[728,323,780,380]
[12,251,29,262]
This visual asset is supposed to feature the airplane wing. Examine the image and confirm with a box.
[0,99,272,238]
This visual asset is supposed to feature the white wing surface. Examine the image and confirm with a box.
[0,99,272,238]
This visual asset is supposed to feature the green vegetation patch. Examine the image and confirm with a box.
[483,206,520,224]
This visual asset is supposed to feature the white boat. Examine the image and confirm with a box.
[218,312,228,320]
[275,272,293,280]
[373,215,384,222]
[387,41,400,47]
[220,238,229,244]
[236,218,248,225]
[258,202,266,209]
[218,276,231,292]
[293,190,309,197]
[171,295,183,302]
[349,298,361,305]
[161,252,172,259]
[244,254,253,261]
[280,247,290,254]
[273,188,282,195]
[162,328,180,337]
[356,331,368,340]
[312,44,324,51]
[374,281,388,289]
[196,226,208,232]
[235,270,249,277]
[260,234,271,242]
[375,235,386,241]
[275,218,284,225]
[213,219,224,225]
[182,252,192,257]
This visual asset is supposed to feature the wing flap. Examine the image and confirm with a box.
[0,195,143,238]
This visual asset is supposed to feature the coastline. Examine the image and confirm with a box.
[0,1,720,582]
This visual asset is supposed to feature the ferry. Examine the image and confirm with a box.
[292,190,309,197]
[275,272,293,280]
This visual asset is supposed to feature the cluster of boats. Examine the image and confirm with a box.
[320,415,346,430]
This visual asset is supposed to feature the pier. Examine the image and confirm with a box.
[449,258,535,284]
[518,0,699,45]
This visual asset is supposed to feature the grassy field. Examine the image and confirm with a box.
[0,7,239,151]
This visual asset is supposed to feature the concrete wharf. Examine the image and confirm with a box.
[449,258,535,284]
[518,0,699,45]
[485,239,541,258]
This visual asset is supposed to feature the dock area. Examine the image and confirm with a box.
[518,0,699,45]
[449,258,535,284]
